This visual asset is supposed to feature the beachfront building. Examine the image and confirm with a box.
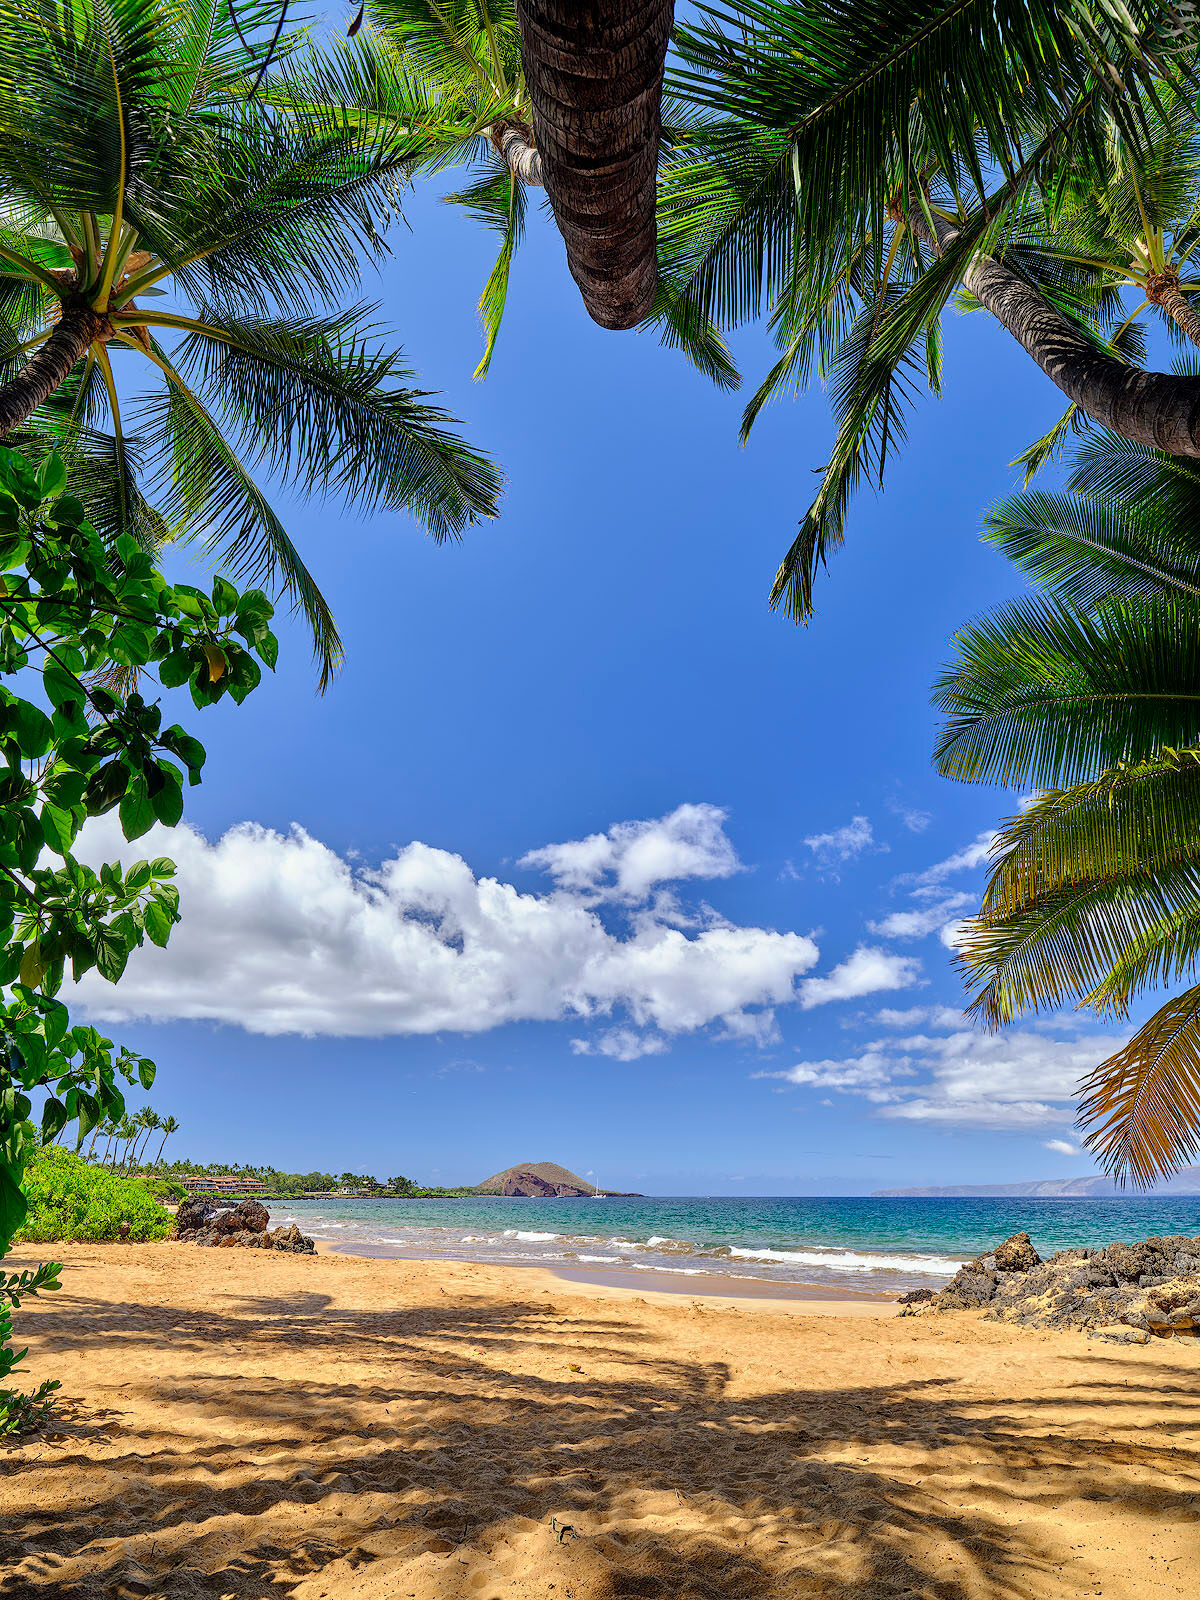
[185,1175,266,1195]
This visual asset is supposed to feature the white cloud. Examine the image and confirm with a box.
[1044,1139,1080,1156]
[799,946,922,1009]
[803,815,880,870]
[755,1049,913,1103]
[888,800,932,833]
[66,811,819,1044]
[756,1025,1125,1129]
[874,1004,967,1030]
[939,917,973,950]
[907,830,997,890]
[718,1009,781,1047]
[519,802,740,901]
[571,1029,669,1061]
[868,892,974,941]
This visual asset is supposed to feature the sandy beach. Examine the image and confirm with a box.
[2,1242,1198,1599]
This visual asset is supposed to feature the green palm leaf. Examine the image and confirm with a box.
[933,594,1200,788]
[1078,986,1200,1186]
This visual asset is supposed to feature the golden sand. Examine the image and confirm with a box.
[2,1241,1198,1598]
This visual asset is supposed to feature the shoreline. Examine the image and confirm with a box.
[321,1239,898,1308]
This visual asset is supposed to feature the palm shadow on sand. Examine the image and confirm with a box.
[3,1279,1199,1599]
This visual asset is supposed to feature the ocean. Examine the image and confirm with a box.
[273,1192,1200,1295]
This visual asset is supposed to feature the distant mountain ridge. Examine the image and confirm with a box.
[873,1164,1200,1197]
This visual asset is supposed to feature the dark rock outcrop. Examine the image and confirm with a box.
[174,1198,314,1254]
[903,1231,1200,1339]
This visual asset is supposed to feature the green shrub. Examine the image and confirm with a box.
[144,1177,187,1203]
[15,1149,172,1244]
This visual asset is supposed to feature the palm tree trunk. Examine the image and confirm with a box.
[0,299,103,438]
[1155,282,1200,349]
[490,120,543,185]
[155,1130,168,1165]
[924,214,1200,456]
[514,0,673,330]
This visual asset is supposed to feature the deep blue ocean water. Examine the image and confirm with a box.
[274,1193,1200,1294]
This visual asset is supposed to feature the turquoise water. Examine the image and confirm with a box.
[274,1193,1200,1294]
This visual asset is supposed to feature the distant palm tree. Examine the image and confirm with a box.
[106,1116,136,1169]
[934,425,1200,1186]
[0,0,502,685]
[154,1116,180,1166]
[134,1110,162,1168]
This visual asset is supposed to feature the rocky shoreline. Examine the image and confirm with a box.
[173,1195,315,1253]
[900,1230,1200,1343]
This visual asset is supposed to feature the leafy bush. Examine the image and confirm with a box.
[144,1177,187,1203]
[15,1148,172,1244]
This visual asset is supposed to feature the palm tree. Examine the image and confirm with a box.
[98,1117,121,1166]
[0,0,502,685]
[933,425,1200,1185]
[654,0,1200,615]
[133,1110,161,1168]
[993,105,1200,476]
[154,1115,180,1166]
[287,2,735,382]
[106,1115,137,1169]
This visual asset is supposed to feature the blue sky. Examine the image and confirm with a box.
[69,179,1142,1195]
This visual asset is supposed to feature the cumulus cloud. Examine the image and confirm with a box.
[519,802,740,901]
[1044,1139,1080,1156]
[803,815,880,871]
[799,946,922,1009]
[756,1025,1125,1129]
[867,893,974,941]
[66,810,819,1045]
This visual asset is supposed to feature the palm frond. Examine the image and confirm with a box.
[164,306,501,533]
[933,594,1200,789]
[983,488,1200,608]
[1078,986,1200,1186]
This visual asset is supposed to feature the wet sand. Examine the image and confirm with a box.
[2,1241,1198,1600]
[326,1240,897,1307]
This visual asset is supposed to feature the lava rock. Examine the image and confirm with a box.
[993,1231,1042,1272]
[175,1196,213,1233]
[901,1228,1200,1341]
[268,1223,316,1255]
[175,1197,315,1255]
[938,1270,998,1309]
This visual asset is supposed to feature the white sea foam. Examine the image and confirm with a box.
[503,1230,560,1243]
[728,1246,965,1275]
[629,1263,707,1275]
[577,1254,623,1264]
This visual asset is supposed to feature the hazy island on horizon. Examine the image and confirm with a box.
[872,1163,1200,1198]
